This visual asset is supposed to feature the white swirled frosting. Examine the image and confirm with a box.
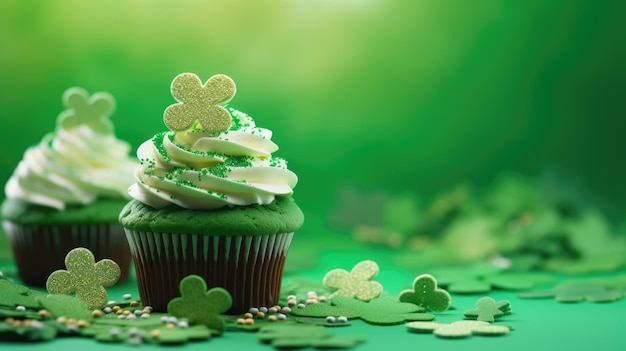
[129,108,298,210]
[5,125,137,210]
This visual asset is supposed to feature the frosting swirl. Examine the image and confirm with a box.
[129,108,298,209]
[5,125,137,210]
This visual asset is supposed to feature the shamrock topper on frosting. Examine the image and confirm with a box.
[164,73,236,133]
[57,87,116,134]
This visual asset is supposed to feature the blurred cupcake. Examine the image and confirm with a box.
[119,73,304,314]
[1,87,137,286]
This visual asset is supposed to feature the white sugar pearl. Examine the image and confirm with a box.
[277,313,287,320]
[338,316,348,323]
[129,327,140,336]
[126,314,137,320]
[117,315,126,319]
[269,307,278,314]
[297,303,306,309]
[287,295,297,300]
[123,293,132,300]
[160,316,169,323]
[326,316,336,323]
[178,320,189,328]
[281,307,292,314]
[15,306,25,311]
[307,291,317,297]
[249,307,259,314]
[110,328,120,337]
[259,307,268,313]
[103,307,112,314]
[141,313,151,319]
[134,310,143,316]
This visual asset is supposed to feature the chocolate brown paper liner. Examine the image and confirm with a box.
[2,221,132,287]
[124,230,293,314]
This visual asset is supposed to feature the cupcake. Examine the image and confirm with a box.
[1,87,137,286]
[119,73,303,314]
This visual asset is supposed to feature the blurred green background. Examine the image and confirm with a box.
[1,0,625,260]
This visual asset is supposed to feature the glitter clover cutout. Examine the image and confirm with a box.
[167,275,232,334]
[398,274,451,312]
[46,247,120,309]
[57,87,115,134]
[323,260,383,301]
[164,73,236,133]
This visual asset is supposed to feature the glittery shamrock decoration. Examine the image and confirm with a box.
[167,275,232,334]
[323,260,383,301]
[57,87,116,134]
[290,295,435,325]
[164,73,236,133]
[463,297,511,322]
[46,247,121,309]
[398,274,451,312]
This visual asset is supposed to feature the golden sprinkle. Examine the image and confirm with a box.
[123,310,131,316]
[166,323,176,330]
[243,312,253,319]
[142,308,152,314]
[130,301,139,307]
[256,311,265,319]
[38,309,50,318]
[236,318,245,325]
[268,315,278,322]
[151,329,161,339]
[67,318,77,325]
[57,317,67,324]
[243,318,254,325]
[92,310,104,318]
[78,320,90,328]
[112,306,121,312]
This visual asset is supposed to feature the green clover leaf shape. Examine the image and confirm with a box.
[406,320,511,338]
[398,274,451,312]
[167,275,232,334]
[323,260,383,301]
[258,323,366,350]
[290,295,434,325]
[518,282,624,303]
[46,247,120,309]
[0,279,45,310]
[57,87,115,134]
[163,73,236,133]
[463,297,511,322]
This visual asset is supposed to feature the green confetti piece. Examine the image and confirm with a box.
[164,73,236,133]
[57,87,115,134]
[398,274,451,312]
[0,279,45,310]
[406,320,510,339]
[167,274,232,334]
[323,260,383,301]
[290,295,434,326]
[46,247,120,309]
[0,319,59,342]
[258,323,366,350]
[518,282,624,303]
[463,297,511,322]
[36,294,94,321]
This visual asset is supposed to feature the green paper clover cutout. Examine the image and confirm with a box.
[517,282,623,303]
[258,323,366,350]
[46,247,120,309]
[290,295,434,325]
[434,266,554,294]
[36,294,94,321]
[406,320,510,338]
[164,73,236,133]
[399,274,451,312]
[0,278,45,310]
[323,260,383,301]
[57,87,115,134]
[167,274,232,334]
[463,297,511,322]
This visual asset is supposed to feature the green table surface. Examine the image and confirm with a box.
[1,243,625,351]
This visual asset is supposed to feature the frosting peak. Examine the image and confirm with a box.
[128,73,298,210]
[5,88,137,210]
